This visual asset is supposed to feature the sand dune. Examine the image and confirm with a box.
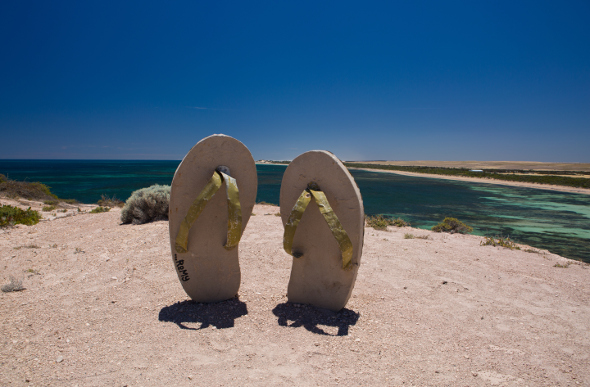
[1,202,589,386]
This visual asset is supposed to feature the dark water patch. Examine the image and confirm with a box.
[254,164,284,205]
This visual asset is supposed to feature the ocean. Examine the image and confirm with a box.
[1,160,589,263]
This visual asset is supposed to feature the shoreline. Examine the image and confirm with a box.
[257,162,590,195]
[349,160,590,171]
[256,162,288,166]
[351,167,590,195]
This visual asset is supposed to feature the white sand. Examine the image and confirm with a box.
[1,202,589,386]
[351,168,590,195]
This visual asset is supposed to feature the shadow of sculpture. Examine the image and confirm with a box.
[272,302,359,336]
[159,297,248,330]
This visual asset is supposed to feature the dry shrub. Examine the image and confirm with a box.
[480,236,520,250]
[1,275,25,293]
[121,184,170,225]
[432,217,473,234]
[97,194,124,208]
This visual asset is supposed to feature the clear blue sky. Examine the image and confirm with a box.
[1,1,589,162]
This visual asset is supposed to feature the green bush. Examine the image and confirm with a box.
[0,177,77,204]
[431,217,473,234]
[480,236,520,250]
[121,184,170,225]
[90,206,110,213]
[366,215,409,230]
[0,205,41,227]
[0,179,57,201]
[391,217,409,227]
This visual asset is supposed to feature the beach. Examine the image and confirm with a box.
[345,160,590,195]
[352,161,590,172]
[350,168,590,195]
[262,160,590,195]
[1,201,589,386]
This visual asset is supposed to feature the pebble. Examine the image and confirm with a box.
[56,356,63,363]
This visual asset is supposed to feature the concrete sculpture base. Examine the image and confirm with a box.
[280,150,364,311]
[169,134,257,302]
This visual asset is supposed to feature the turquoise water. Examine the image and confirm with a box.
[355,170,590,262]
[1,160,589,262]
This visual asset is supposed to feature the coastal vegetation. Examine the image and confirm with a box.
[90,206,110,213]
[0,205,41,227]
[404,233,430,240]
[366,214,409,230]
[480,236,520,250]
[344,163,590,189]
[121,184,170,225]
[432,217,473,234]
[0,174,77,204]
[1,275,24,293]
[0,175,58,201]
[97,194,124,208]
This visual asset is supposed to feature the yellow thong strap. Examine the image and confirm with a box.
[283,186,354,270]
[175,170,242,254]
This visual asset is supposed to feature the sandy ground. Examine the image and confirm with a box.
[351,161,590,172]
[1,201,590,386]
[350,168,590,195]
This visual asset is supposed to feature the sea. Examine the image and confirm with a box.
[1,160,589,263]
